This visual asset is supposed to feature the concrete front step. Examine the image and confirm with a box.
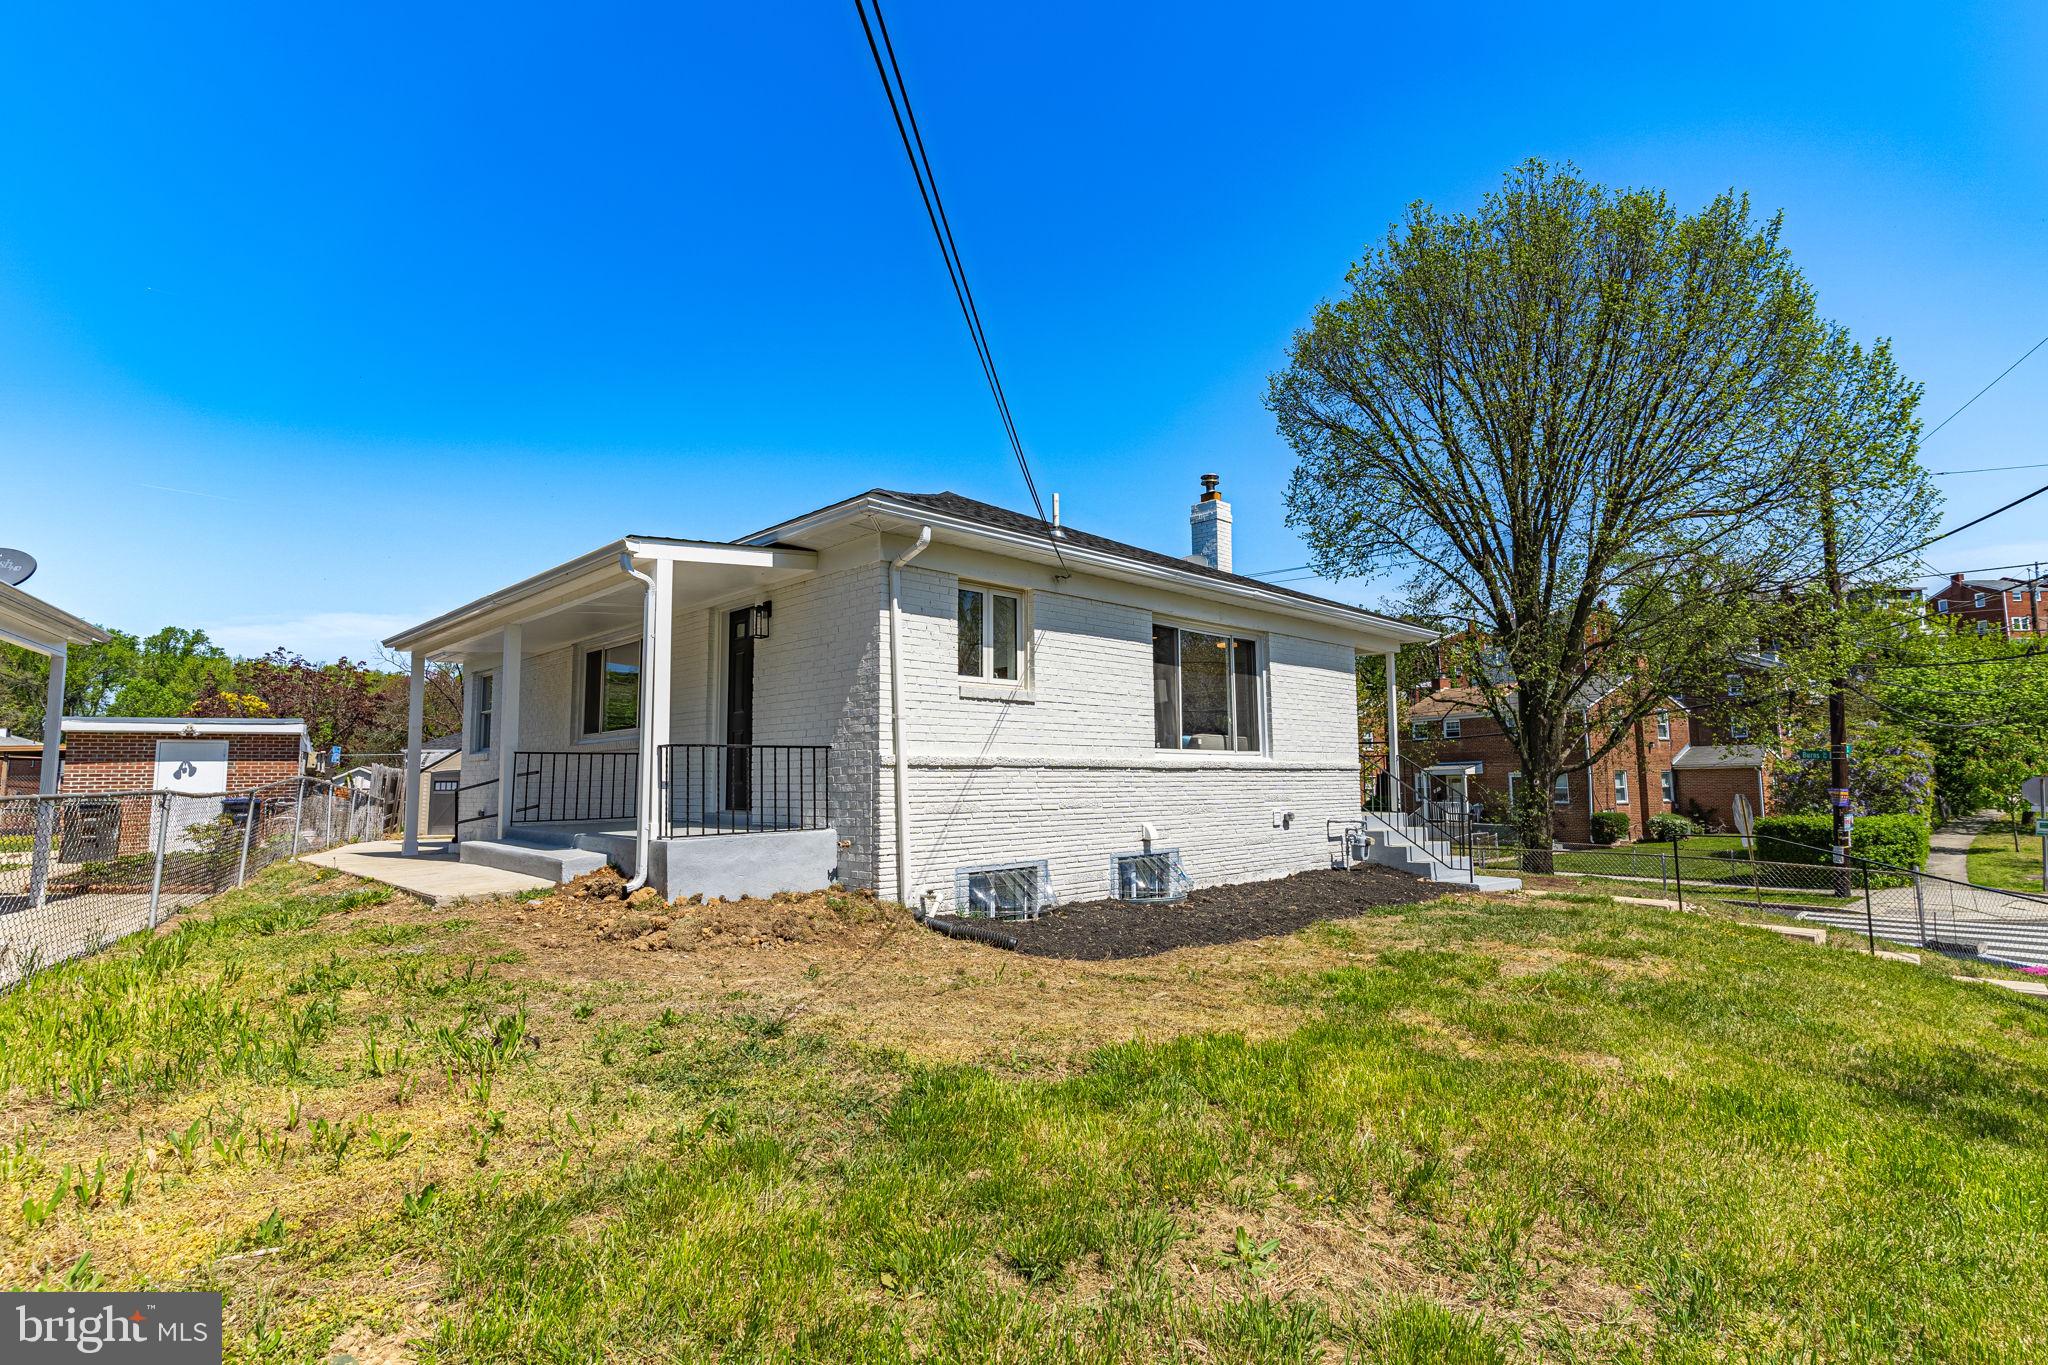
[457,838,614,883]
[1356,811,1521,892]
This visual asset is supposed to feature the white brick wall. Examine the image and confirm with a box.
[447,540,1364,908]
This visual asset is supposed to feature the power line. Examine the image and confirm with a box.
[1923,333,2048,441]
[1908,478,2048,556]
[852,0,1065,570]
[1931,461,2048,476]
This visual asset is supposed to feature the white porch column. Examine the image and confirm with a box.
[400,651,426,854]
[495,623,523,841]
[28,644,66,907]
[644,559,673,841]
[1383,649,1401,812]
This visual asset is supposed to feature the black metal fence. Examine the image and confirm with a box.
[658,744,830,837]
[0,776,397,990]
[509,750,639,827]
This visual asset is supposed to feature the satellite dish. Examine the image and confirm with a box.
[0,549,34,587]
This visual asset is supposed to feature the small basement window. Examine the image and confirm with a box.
[954,859,1052,920]
[1110,849,1188,903]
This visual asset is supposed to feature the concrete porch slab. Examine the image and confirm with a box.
[301,839,552,905]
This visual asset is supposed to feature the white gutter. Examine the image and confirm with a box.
[887,526,933,907]
[618,553,658,894]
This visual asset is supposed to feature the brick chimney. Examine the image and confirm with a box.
[1188,473,1232,572]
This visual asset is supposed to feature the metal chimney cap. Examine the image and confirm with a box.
[1199,473,1220,494]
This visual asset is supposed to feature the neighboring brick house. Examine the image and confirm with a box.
[57,717,310,854]
[1929,573,2043,636]
[1407,684,1764,841]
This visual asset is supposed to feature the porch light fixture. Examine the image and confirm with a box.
[748,601,773,639]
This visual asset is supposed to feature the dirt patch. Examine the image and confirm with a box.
[511,869,891,954]
[931,865,1445,960]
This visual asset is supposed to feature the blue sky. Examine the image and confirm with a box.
[3,2,2044,659]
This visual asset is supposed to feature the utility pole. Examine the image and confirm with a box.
[1820,489,1853,896]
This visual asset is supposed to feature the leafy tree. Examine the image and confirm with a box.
[1865,613,2048,819]
[1270,161,1929,848]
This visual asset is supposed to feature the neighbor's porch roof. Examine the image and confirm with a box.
[0,582,110,656]
[382,537,817,660]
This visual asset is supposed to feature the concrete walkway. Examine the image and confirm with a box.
[1926,814,1998,884]
[301,839,553,905]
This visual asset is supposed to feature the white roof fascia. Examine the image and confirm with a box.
[62,717,310,737]
[0,583,110,655]
[747,494,1437,647]
[382,538,817,656]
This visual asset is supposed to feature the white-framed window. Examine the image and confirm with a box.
[1660,770,1675,804]
[1613,770,1629,805]
[1152,624,1261,752]
[1507,771,1521,807]
[1725,673,1743,697]
[2015,617,2034,632]
[1976,620,1991,636]
[957,585,1025,683]
[1974,591,1987,608]
[470,672,495,754]
[1442,716,1462,739]
[1410,719,1429,740]
[1552,772,1570,805]
[577,638,641,738]
[1936,599,1950,614]
[1655,710,1671,742]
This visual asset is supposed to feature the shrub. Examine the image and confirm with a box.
[1588,812,1632,845]
[1754,813,1930,870]
[1645,814,1699,842]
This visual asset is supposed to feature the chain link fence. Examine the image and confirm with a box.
[0,775,398,989]
[1479,835,2048,969]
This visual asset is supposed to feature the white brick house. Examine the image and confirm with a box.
[383,481,1434,909]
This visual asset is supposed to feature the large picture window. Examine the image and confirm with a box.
[580,639,641,736]
[1152,625,1260,751]
[957,586,1023,682]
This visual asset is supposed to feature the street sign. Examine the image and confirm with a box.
[2023,775,2048,810]
[1797,748,1828,763]
[2036,819,2048,838]
[1731,792,1755,843]
[0,548,35,587]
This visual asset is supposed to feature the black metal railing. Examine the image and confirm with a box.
[451,776,498,843]
[658,744,830,838]
[1380,752,1476,878]
[510,751,639,826]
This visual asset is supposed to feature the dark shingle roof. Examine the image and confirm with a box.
[870,489,1385,619]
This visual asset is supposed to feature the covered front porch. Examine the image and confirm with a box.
[385,536,845,900]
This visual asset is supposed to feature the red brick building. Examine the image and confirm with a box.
[57,717,310,854]
[1406,684,1769,840]
[1928,573,2042,636]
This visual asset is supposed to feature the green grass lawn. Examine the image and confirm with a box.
[1968,822,2047,894]
[4,864,2048,1361]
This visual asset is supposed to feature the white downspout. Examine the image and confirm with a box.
[620,553,658,893]
[887,526,933,907]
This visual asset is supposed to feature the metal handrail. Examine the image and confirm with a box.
[1383,752,1476,879]
[509,750,638,826]
[658,744,830,838]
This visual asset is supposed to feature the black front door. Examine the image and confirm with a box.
[725,608,754,811]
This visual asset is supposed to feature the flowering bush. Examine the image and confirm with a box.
[1769,725,1935,818]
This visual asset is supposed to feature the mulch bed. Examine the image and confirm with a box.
[927,864,1447,961]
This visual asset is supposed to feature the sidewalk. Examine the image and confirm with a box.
[1926,813,1998,884]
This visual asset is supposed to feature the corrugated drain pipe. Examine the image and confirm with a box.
[887,526,933,906]
[619,552,658,894]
